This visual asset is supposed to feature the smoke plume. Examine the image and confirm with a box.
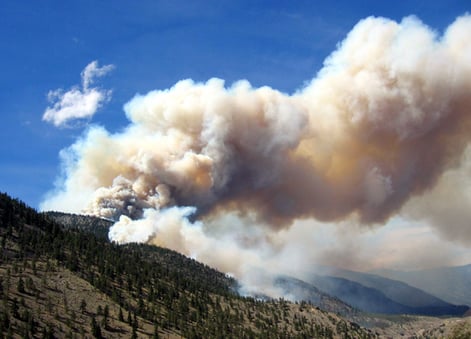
[41,15,471,294]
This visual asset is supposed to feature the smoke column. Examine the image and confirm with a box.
[41,15,471,293]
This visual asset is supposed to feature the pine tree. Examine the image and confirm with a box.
[102,305,109,329]
[131,326,138,339]
[17,277,25,293]
[153,322,160,339]
[118,307,124,322]
[80,299,87,314]
[91,317,102,339]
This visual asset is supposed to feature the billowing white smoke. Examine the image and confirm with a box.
[41,15,471,297]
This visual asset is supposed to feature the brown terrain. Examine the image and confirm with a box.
[1,192,470,338]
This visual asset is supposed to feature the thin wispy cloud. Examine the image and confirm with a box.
[42,61,114,127]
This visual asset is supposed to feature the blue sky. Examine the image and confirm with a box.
[1,0,469,209]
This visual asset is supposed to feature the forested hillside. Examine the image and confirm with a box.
[43,211,113,240]
[0,192,374,338]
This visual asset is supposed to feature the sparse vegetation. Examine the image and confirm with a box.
[1,192,469,338]
[0,192,375,338]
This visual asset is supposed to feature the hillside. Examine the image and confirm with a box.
[44,211,113,240]
[2,192,471,338]
[0,192,374,338]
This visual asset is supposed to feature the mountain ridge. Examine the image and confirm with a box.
[373,265,471,307]
[43,211,113,240]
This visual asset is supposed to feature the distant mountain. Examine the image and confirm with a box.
[373,265,471,307]
[310,274,411,315]
[307,274,468,316]
[315,266,464,308]
[273,276,358,317]
[273,273,471,338]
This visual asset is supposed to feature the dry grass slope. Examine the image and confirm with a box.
[1,192,469,338]
[0,192,375,338]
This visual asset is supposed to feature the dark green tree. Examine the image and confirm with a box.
[91,317,102,339]
[80,299,87,314]
[17,277,25,293]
